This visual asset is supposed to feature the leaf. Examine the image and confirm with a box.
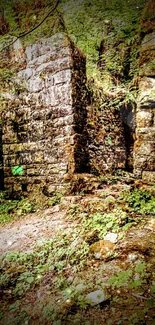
[150,285,155,294]
[122,223,131,231]
[112,225,119,232]
[9,301,20,311]
[135,262,146,273]
[107,136,112,145]
[128,279,142,288]
[106,221,113,229]
[108,276,118,286]
[118,233,124,240]
[53,321,62,325]
[76,283,85,291]
[146,298,154,307]
[18,289,24,296]
[26,276,34,284]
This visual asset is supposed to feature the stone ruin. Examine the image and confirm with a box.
[0,33,155,194]
[1,34,87,194]
[133,31,155,183]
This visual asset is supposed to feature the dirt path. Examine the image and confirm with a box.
[0,205,75,256]
[0,184,154,257]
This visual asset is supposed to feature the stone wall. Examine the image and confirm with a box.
[1,30,155,194]
[133,31,155,183]
[133,0,155,183]
[2,33,87,194]
[87,101,127,174]
[133,77,155,183]
[0,123,3,190]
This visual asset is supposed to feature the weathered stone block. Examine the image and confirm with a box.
[146,158,155,171]
[29,76,44,93]
[27,165,46,176]
[136,111,153,128]
[134,75,155,180]
[14,152,32,165]
[133,157,146,170]
[44,150,58,164]
[135,141,155,156]
[54,69,71,85]
[142,171,155,183]
[54,84,72,105]
[27,121,44,141]
[136,127,155,141]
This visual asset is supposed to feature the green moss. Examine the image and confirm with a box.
[0,0,146,84]
[61,0,145,81]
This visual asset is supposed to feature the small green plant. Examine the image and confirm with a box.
[108,269,133,287]
[108,261,153,292]
[62,283,90,309]
[120,189,155,215]
[67,203,83,219]
[0,191,18,223]
[0,229,90,299]
[48,191,64,206]
[0,67,15,85]
[81,210,130,239]
[16,198,36,215]
[0,192,38,223]
[107,135,112,145]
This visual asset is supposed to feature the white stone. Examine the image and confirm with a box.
[86,290,105,306]
[127,253,138,262]
[52,205,59,213]
[104,232,118,243]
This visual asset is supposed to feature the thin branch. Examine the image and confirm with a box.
[131,293,149,300]
[142,35,155,45]
[0,0,60,52]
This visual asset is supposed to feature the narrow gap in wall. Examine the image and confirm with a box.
[74,139,90,174]
[72,44,90,175]
[22,183,28,192]
[0,125,4,190]
[120,104,136,172]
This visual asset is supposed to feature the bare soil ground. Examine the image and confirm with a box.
[0,206,76,255]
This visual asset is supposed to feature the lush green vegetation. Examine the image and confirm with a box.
[0,0,146,79]
[0,0,147,120]
[120,188,155,215]
[0,184,155,324]
[61,0,146,76]
[0,190,64,224]
[0,191,35,223]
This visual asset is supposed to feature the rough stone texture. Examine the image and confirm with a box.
[2,33,87,193]
[133,2,155,182]
[0,124,3,190]
[133,77,155,180]
[87,103,127,174]
[97,24,137,173]
[1,29,155,192]
[139,32,155,77]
